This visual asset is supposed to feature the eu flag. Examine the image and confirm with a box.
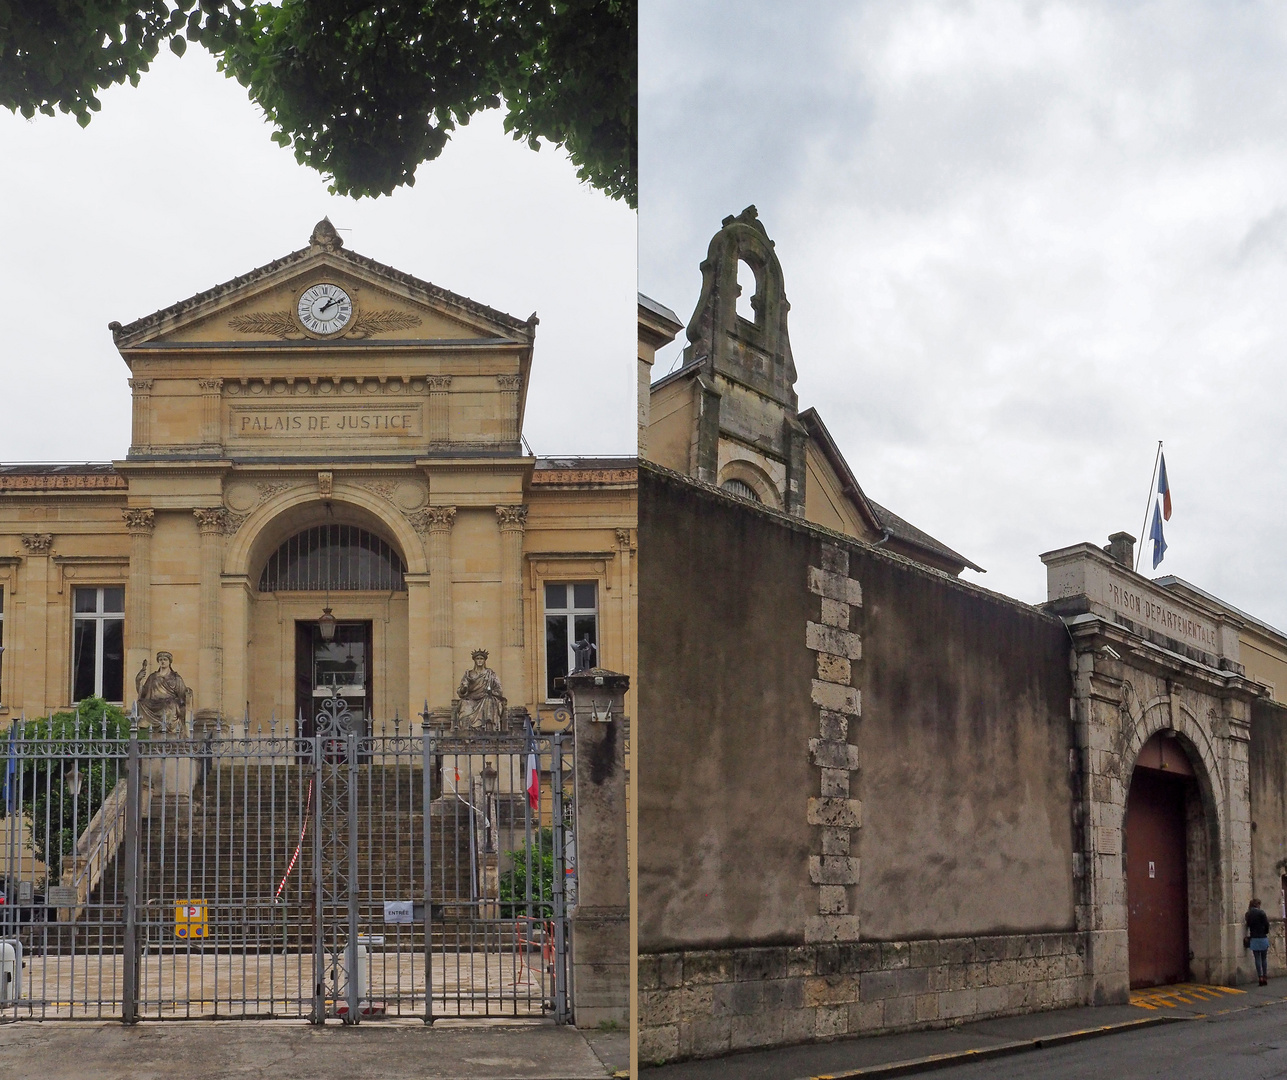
[1150,500,1167,569]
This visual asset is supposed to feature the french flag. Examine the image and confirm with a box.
[1158,453,1171,521]
[526,750,539,812]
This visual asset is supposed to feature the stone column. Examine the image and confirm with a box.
[122,509,155,690]
[197,379,223,451]
[1221,699,1253,982]
[19,534,53,717]
[404,571,432,719]
[128,379,153,455]
[496,505,527,698]
[221,576,251,729]
[497,375,522,446]
[412,506,456,710]
[193,509,227,721]
[565,668,630,1027]
[427,376,452,445]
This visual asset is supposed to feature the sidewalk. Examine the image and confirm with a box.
[0,1017,624,1080]
[641,977,1287,1080]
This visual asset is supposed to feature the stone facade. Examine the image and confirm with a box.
[639,933,1089,1064]
[0,222,636,730]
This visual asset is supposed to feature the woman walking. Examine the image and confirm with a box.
[1245,898,1271,986]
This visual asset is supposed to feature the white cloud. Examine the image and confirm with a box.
[642,0,1287,629]
[0,47,635,462]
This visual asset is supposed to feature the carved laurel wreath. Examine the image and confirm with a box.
[228,309,423,339]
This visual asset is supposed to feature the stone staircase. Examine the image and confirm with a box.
[73,763,482,950]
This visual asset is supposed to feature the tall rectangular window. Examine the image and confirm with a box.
[544,581,598,700]
[72,586,125,703]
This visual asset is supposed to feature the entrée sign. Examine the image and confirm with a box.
[230,406,421,437]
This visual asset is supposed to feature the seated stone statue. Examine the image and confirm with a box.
[135,651,193,735]
[456,649,506,732]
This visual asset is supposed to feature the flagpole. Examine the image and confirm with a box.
[1134,440,1163,573]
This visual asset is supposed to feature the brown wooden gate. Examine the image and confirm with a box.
[1125,763,1190,987]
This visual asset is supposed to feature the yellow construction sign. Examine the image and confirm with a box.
[174,901,208,940]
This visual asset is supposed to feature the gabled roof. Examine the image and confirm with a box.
[799,408,983,575]
[110,219,535,349]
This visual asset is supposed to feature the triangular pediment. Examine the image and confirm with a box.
[111,220,534,350]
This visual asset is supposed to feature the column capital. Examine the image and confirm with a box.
[615,527,634,551]
[495,504,528,531]
[128,378,154,392]
[20,532,53,554]
[197,378,224,393]
[410,505,457,535]
[426,375,453,390]
[496,374,523,390]
[122,508,156,532]
[193,507,232,534]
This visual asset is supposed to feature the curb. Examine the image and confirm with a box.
[811,1015,1186,1079]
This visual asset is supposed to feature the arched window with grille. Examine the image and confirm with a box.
[258,524,406,592]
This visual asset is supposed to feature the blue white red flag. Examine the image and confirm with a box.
[1150,500,1167,569]
[1158,453,1172,521]
[526,750,539,812]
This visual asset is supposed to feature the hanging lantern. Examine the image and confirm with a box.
[318,606,337,643]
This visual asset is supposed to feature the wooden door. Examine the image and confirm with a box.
[1126,767,1190,987]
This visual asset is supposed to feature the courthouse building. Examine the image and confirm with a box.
[0,220,636,732]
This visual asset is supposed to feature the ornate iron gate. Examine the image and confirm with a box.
[0,698,573,1022]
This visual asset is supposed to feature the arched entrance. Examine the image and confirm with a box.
[1125,731,1205,987]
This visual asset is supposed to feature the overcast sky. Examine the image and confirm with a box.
[641,0,1287,629]
[0,47,635,462]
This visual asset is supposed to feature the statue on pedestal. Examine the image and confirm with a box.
[456,649,506,732]
[135,651,193,735]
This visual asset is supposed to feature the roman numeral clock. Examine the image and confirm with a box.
[297,283,353,335]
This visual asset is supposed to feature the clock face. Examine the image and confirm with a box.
[297,283,353,335]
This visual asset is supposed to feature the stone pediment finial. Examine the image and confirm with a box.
[310,218,344,253]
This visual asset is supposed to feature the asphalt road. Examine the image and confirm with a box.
[938,1001,1287,1079]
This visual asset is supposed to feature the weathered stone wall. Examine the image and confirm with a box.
[1250,697,1287,975]
[638,933,1088,1063]
[639,465,1080,1060]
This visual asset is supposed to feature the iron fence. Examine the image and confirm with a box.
[0,697,573,1023]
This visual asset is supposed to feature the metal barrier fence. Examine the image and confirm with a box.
[0,697,573,1023]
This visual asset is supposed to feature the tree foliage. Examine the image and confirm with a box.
[499,826,556,918]
[0,1,635,205]
[1,698,132,883]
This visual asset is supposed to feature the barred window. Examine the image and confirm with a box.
[720,478,761,502]
[259,525,406,592]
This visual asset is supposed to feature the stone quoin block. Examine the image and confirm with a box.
[808,567,863,606]
[818,885,848,914]
[811,680,861,716]
[808,855,861,884]
[809,739,861,771]
[805,914,862,943]
[816,652,852,684]
[819,545,849,576]
[820,597,851,629]
[819,768,851,797]
[807,798,863,829]
[806,621,863,660]
[818,710,849,741]
[819,827,850,854]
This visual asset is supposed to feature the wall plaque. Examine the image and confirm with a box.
[228,404,423,439]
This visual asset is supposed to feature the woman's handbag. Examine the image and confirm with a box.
[1244,933,1252,950]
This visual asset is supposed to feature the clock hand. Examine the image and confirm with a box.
[318,297,340,314]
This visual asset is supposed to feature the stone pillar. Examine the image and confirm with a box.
[565,668,629,1027]
[405,571,432,719]
[122,509,155,690]
[427,376,452,445]
[804,543,864,943]
[19,534,52,716]
[1222,699,1253,982]
[496,505,527,697]
[412,506,456,709]
[128,379,153,455]
[221,576,251,727]
[197,379,223,451]
[193,509,227,721]
[497,375,522,446]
